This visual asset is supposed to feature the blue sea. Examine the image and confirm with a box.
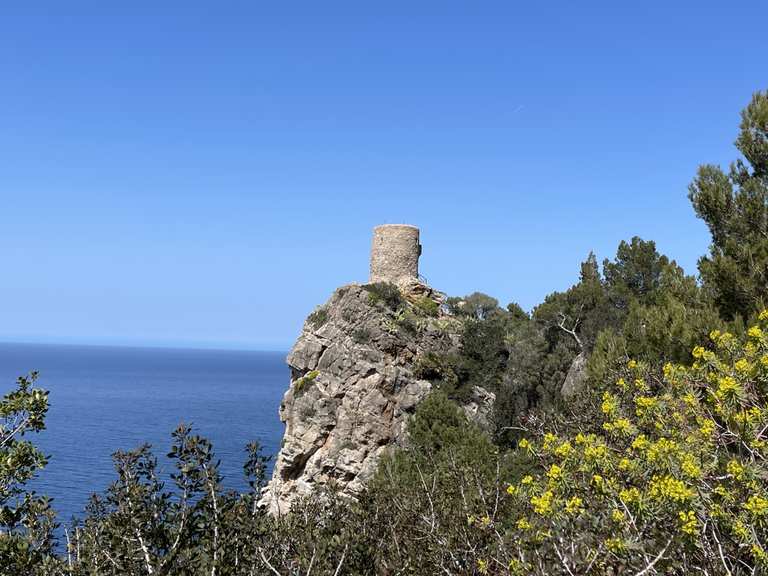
[0,343,287,525]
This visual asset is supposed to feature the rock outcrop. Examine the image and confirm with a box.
[260,283,490,515]
[560,351,588,399]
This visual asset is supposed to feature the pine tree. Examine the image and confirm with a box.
[689,90,768,320]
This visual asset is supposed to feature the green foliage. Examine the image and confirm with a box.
[534,240,718,405]
[535,251,616,353]
[243,441,271,492]
[413,351,460,391]
[67,424,272,575]
[307,306,329,329]
[393,307,420,334]
[502,319,768,573]
[622,293,722,363]
[413,295,440,317]
[446,292,501,320]
[689,90,768,321]
[363,282,403,310]
[293,369,319,395]
[363,282,433,337]
[56,316,768,575]
[406,391,476,452]
[420,293,538,415]
[586,328,628,388]
[352,326,372,344]
[603,237,670,307]
[0,373,58,575]
[358,392,508,573]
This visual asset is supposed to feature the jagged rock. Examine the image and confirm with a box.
[461,386,496,432]
[397,277,446,306]
[561,352,588,399]
[260,283,488,515]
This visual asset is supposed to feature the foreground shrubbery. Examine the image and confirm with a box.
[0,373,58,575]
[1,317,767,574]
[3,316,766,574]
[500,322,768,574]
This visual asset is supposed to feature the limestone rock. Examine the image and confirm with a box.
[561,352,588,399]
[260,283,485,515]
[398,277,446,307]
[461,386,496,432]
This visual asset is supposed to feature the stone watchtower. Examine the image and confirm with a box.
[369,224,421,286]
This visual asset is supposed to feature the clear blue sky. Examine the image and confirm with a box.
[1,1,766,350]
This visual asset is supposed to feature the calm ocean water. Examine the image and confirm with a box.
[0,343,287,525]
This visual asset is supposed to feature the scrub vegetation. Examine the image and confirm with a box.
[2,91,767,575]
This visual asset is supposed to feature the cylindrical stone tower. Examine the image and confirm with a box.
[369,224,421,285]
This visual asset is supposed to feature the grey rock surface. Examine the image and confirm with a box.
[260,283,474,515]
[461,386,497,432]
[561,351,588,399]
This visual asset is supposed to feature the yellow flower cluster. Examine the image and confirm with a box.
[710,329,736,349]
[752,545,768,566]
[506,313,768,568]
[554,441,572,458]
[681,453,702,479]
[619,487,641,505]
[631,434,650,451]
[530,490,554,516]
[584,443,608,463]
[565,496,583,515]
[648,475,695,503]
[645,437,678,464]
[744,495,768,518]
[715,376,740,401]
[727,459,745,481]
[635,395,659,417]
[679,510,698,535]
[748,326,764,340]
[516,518,531,530]
[542,433,558,451]
[604,537,625,552]
[698,418,715,437]
[601,391,618,416]
[603,418,632,436]
[734,358,752,375]
[546,464,563,482]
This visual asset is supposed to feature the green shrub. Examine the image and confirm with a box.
[0,373,59,575]
[340,306,355,323]
[352,327,372,344]
[364,282,403,310]
[499,316,768,573]
[394,308,420,334]
[307,307,329,329]
[412,351,476,401]
[293,370,319,395]
[413,296,440,317]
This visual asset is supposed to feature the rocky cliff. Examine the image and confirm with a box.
[260,282,493,515]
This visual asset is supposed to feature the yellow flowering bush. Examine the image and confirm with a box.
[502,315,768,574]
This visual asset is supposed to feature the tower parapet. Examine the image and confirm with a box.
[369,224,421,286]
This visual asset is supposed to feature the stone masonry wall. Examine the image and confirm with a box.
[369,224,420,286]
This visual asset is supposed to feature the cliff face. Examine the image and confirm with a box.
[260,282,490,515]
